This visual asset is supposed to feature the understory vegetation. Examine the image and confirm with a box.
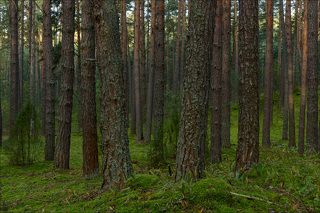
[1,94,319,212]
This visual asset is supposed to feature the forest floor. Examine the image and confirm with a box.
[1,94,320,212]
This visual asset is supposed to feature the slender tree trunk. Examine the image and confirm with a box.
[54,0,75,169]
[93,0,132,190]
[211,0,223,163]
[306,0,318,153]
[121,0,129,121]
[298,1,308,155]
[235,0,259,173]
[221,0,231,148]
[81,0,99,178]
[76,0,82,131]
[145,0,156,144]
[19,0,24,107]
[180,0,186,91]
[140,0,146,120]
[175,0,212,181]
[29,0,35,104]
[150,0,165,167]
[285,0,296,148]
[174,0,182,93]
[279,0,286,107]
[232,0,239,75]
[134,0,143,142]
[9,0,20,133]
[262,0,273,148]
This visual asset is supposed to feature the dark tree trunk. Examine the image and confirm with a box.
[221,0,231,148]
[134,0,143,142]
[210,0,223,163]
[29,0,35,104]
[54,0,75,169]
[232,0,239,75]
[235,0,259,173]
[285,0,296,148]
[262,0,273,148]
[298,2,308,155]
[9,0,20,134]
[175,0,212,181]
[93,0,132,190]
[81,0,99,178]
[19,0,24,107]
[145,0,156,144]
[306,0,318,153]
[76,0,82,131]
[150,0,165,167]
[43,0,55,161]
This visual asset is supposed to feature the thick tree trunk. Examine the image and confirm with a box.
[9,0,20,134]
[306,0,318,153]
[235,0,259,173]
[43,0,55,161]
[134,0,143,142]
[121,0,129,121]
[54,0,75,169]
[211,0,223,163]
[298,1,308,155]
[150,0,165,167]
[262,0,273,148]
[93,0,132,190]
[221,0,231,148]
[81,0,99,178]
[145,0,156,144]
[285,0,296,148]
[175,0,212,181]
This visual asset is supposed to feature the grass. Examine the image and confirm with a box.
[1,93,320,212]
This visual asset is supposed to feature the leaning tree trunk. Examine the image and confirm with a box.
[298,1,308,155]
[175,0,212,181]
[150,0,165,167]
[43,0,55,161]
[9,0,20,134]
[306,0,318,153]
[285,0,296,148]
[54,0,75,169]
[93,0,132,190]
[81,0,99,178]
[211,0,223,164]
[235,0,260,173]
[262,0,274,148]
[221,0,231,149]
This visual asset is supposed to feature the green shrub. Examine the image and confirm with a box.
[4,103,42,165]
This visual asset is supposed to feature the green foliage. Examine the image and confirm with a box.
[3,103,41,166]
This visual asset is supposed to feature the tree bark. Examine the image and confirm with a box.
[262,0,273,148]
[175,0,212,181]
[54,0,75,169]
[140,0,146,119]
[306,0,318,153]
[134,0,143,142]
[232,0,239,75]
[279,0,286,108]
[298,1,308,155]
[93,0,132,190]
[9,0,20,134]
[29,0,35,104]
[211,0,223,163]
[81,0,99,178]
[76,0,82,131]
[235,0,259,173]
[19,0,24,107]
[221,0,231,148]
[285,0,296,148]
[150,0,165,167]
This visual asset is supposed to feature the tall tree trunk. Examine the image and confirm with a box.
[232,0,239,75]
[19,0,24,107]
[81,0,99,178]
[29,0,35,104]
[279,0,286,108]
[134,0,143,142]
[306,0,318,153]
[221,0,231,148]
[175,0,212,181]
[235,0,259,173]
[298,1,308,155]
[120,0,129,121]
[140,0,146,120]
[180,0,186,91]
[211,0,223,163]
[76,0,82,131]
[145,0,156,144]
[174,0,182,93]
[54,0,75,169]
[93,0,132,190]
[9,0,20,133]
[262,0,273,148]
[285,0,296,148]
[150,0,165,167]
